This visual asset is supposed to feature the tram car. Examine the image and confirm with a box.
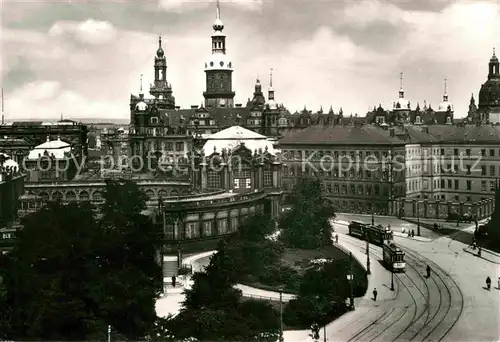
[348,221,394,246]
[383,241,406,272]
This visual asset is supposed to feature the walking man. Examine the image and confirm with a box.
[373,288,378,301]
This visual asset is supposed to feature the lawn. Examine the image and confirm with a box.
[241,245,367,295]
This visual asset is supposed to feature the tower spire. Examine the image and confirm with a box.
[140,74,143,93]
[398,72,405,99]
[216,0,220,20]
[494,47,496,57]
[213,0,224,32]
[270,68,273,88]
[444,78,447,94]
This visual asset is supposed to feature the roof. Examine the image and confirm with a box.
[277,124,404,146]
[426,125,500,143]
[208,125,266,140]
[27,137,72,159]
[203,126,278,155]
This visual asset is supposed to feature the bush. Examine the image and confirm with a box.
[283,296,346,329]
[259,265,299,287]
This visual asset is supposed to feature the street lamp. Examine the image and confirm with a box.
[347,252,354,310]
[417,202,421,236]
[371,205,375,226]
[390,269,395,291]
[365,234,371,275]
[108,325,111,342]
[279,287,284,342]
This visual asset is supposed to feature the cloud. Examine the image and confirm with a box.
[48,19,117,45]
[158,0,263,12]
[2,0,499,121]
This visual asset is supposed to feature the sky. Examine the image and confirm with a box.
[1,0,499,121]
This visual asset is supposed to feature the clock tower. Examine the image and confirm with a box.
[203,0,235,108]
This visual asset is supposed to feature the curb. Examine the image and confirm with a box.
[463,247,500,265]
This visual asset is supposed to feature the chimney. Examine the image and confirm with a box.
[191,105,198,109]
[235,104,242,108]
[422,126,429,134]
[389,128,395,137]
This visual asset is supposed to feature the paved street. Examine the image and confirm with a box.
[157,216,499,341]
[333,216,500,342]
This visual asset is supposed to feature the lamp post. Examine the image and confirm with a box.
[390,269,395,291]
[365,234,371,275]
[347,252,354,310]
[417,202,421,236]
[279,287,284,342]
[371,205,375,226]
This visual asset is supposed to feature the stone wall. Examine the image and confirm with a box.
[395,198,494,220]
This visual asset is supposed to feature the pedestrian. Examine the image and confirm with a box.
[402,227,406,235]
[335,234,339,243]
[426,265,431,278]
[411,229,415,237]
[498,277,500,290]
[478,246,482,257]
[172,275,176,287]
[486,276,491,290]
[373,288,378,301]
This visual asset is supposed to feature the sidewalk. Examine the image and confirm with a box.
[463,245,500,264]
[334,218,432,242]
[284,233,397,341]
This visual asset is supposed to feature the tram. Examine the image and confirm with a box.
[348,221,394,246]
[382,240,406,272]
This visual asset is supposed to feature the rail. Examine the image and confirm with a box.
[163,190,267,210]
[242,293,278,301]
[166,190,226,201]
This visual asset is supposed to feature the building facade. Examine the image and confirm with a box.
[278,123,407,215]
[0,165,25,253]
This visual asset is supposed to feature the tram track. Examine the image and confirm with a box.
[339,234,463,342]
[341,237,419,342]
[401,247,464,342]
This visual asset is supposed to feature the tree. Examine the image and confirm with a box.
[280,177,336,249]
[0,180,162,340]
[486,187,500,246]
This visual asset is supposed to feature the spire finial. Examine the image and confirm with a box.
[140,74,143,92]
[216,0,220,19]
[270,68,273,87]
[400,72,404,90]
[444,78,447,94]
[494,47,496,57]
[159,34,162,47]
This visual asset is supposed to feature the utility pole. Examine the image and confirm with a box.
[417,202,421,236]
[349,252,354,309]
[390,269,395,291]
[279,288,284,342]
[366,234,371,275]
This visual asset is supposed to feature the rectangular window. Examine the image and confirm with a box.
[454,180,459,190]
[245,179,251,189]
[165,142,173,151]
[217,219,228,235]
[491,165,496,176]
[490,181,496,192]
[466,180,471,191]
[441,179,445,188]
[481,149,486,156]
[453,149,458,156]
[207,171,221,190]
[490,149,495,157]
[263,170,273,187]
[448,179,452,188]
[203,221,212,237]
[466,149,471,156]
[481,181,487,192]
[175,142,184,151]
[481,166,486,176]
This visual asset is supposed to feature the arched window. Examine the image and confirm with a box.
[145,190,155,199]
[79,191,90,201]
[66,191,76,201]
[170,190,179,197]
[52,191,63,201]
[92,191,103,202]
[39,192,49,201]
[158,190,168,198]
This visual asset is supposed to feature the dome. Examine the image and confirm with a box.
[213,18,224,31]
[157,46,164,58]
[28,136,71,160]
[438,100,454,112]
[205,54,233,71]
[3,158,19,171]
[266,99,278,110]
[479,78,500,109]
[135,101,148,111]
[393,98,410,110]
